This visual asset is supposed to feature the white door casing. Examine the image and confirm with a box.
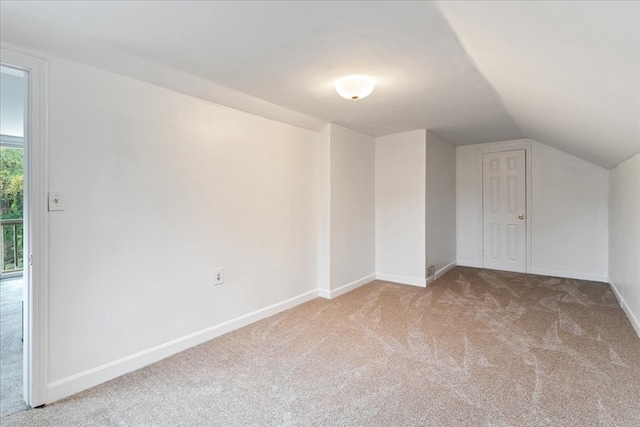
[1,47,48,407]
[482,150,526,272]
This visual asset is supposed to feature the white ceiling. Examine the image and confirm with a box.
[1,1,638,168]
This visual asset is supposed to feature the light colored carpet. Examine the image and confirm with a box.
[0,277,28,418]
[3,267,640,426]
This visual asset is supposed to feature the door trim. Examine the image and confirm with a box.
[1,48,49,407]
[477,142,532,273]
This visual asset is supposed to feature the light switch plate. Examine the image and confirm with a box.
[48,192,65,211]
[213,267,224,285]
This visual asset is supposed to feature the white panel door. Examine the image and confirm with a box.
[482,150,526,272]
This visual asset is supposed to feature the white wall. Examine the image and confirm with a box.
[425,131,456,276]
[317,125,331,293]
[457,139,609,281]
[609,153,640,337]
[375,130,427,285]
[44,55,321,400]
[328,124,376,293]
[531,142,609,279]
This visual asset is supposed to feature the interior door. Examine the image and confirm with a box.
[482,150,526,272]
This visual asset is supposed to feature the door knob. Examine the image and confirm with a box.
[518,214,524,220]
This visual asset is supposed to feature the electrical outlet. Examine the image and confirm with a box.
[427,265,436,277]
[213,267,224,285]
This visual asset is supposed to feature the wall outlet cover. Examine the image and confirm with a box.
[213,267,224,285]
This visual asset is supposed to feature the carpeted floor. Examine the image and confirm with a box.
[0,277,28,418]
[3,267,640,426]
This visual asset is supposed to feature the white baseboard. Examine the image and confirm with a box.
[46,288,319,404]
[318,274,376,299]
[375,273,426,288]
[456,260,482,268]
[455,262,608,283]
[529,268,608,283]
[608,280,640,339]
[435,261,457,279]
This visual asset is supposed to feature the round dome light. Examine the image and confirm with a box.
[334,75,376,100]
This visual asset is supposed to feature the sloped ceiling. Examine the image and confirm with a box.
[1,1,638,168]
[439,1,640,168]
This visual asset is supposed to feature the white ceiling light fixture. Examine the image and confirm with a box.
[334,75,376,100]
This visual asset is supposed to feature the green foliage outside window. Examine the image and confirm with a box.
[1,147,24,271]
[1,147,24,219]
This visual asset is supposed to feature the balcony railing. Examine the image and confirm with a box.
[1,218,24,275]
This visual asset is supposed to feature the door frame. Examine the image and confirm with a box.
[477,142,532,273]
[1,48,49,407]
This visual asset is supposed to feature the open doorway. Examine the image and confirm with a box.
[0,65,28,417]
[1,49,48,414]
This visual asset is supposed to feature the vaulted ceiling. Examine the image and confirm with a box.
[1,1,638,168]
